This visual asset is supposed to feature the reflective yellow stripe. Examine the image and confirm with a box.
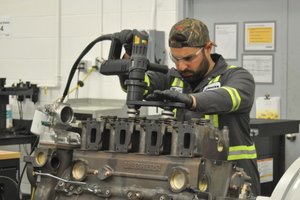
[221,86,241,112]
[171,77,184,87]
[204,115,219,127]
[213,115,218,127]
[171,78,178,86]
[179,80,184,87]
[171,78,184,116]
[208,75,221,84]
[228,153,257,160]
[120,74,150,95]
[173,108,177,118]
[229,145,256,151]
[143,74,150,95]
[227,144,257,160]
[213,75,221,82]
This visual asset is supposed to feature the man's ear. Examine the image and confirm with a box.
[204,42,213,55]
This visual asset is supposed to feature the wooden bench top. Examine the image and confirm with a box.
[0,150,20,160]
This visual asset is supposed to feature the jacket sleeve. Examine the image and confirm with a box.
[145,70,172,95]
[193,67,255,114]
[118,74,129,92]
[118,69,172,96]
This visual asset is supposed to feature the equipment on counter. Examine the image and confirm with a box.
[24,29,299,199]
[0,79,39,131]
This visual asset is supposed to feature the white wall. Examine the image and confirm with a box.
[0,0,178,119]
[0,0,178,194]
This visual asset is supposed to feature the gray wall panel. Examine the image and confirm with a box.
[286,0,300,169]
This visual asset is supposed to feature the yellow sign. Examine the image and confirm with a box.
[256,97,280,119]
[244,22,275,51]
[247,27,273,43]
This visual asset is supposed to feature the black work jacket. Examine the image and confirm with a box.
[146,54,260,196]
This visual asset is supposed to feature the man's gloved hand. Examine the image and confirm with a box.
[146,90,194,109]
[119,29,133,56]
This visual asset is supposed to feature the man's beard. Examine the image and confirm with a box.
[179,53,210,83]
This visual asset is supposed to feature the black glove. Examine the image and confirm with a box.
[146,90,193,109]
[119,29,133,56]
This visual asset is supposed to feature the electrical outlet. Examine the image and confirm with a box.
[92,57,103,71]
[78,60,89,72]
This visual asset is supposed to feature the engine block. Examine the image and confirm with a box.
[25,103,253,200]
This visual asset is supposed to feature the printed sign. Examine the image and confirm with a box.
[257,158,273,183]
[0,16,11,38]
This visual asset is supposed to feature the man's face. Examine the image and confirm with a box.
[170,46,210,83]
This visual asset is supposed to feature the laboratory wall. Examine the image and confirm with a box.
[0,0,177,194]
[0,0,178,120]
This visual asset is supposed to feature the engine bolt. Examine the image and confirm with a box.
[77,186,83,192]
[160,196,166,200]
[135,193,141,199]
[58,181,65,187]
[105,189,110,195]
[69,185,74,191]
[127,192,132,198]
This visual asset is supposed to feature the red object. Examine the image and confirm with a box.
[177,26,183,30]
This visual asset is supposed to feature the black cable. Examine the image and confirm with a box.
[60,34,113,103]
[75,68,80,98]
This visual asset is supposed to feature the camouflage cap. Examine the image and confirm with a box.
[169,18,217,48]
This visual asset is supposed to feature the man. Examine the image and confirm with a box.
[120,17,260,196]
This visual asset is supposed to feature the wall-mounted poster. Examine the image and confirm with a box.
[214,23,238,60]
[244,21,276,51]
[242,54,274,84]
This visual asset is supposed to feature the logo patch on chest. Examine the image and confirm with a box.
[203,82,221,92]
